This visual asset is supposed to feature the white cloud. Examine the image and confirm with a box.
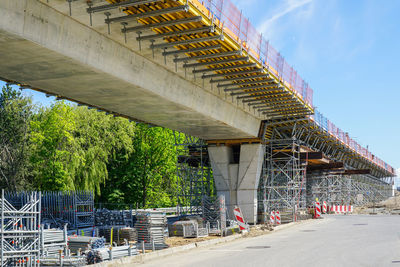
[257,0,313,34]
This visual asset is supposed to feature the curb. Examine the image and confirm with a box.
[89,234,243,267]
[88,219,319,267]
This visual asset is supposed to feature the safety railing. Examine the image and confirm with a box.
[190,0,313,107]
[189,0,392,175]
[311,110,394,174]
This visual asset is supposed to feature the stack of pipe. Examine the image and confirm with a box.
[68,227,98,237]
[136,211,168,250]
[42,226,68,255]
[87,245,139,263]
[95,208,133,227]
[40,256,86,266]
[68,236,105,253]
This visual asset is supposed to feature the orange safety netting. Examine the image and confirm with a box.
[192,0,313,107]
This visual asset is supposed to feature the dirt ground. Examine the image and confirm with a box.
[165,224,276,248]
[165,235,221,247]
[354,192,400,215]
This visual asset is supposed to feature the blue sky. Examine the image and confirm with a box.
[231,0,400,170]
[1,0,399,170]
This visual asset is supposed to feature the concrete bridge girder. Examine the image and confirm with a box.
[0,0,262,140]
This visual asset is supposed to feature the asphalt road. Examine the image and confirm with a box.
[138,215,400,267]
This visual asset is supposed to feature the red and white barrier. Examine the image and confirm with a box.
[233,206,249,231]
[275,211,281,225]
[332,205,354,214]
[270,211,276,225]
[322,201,327,214]
[315,202,321,218]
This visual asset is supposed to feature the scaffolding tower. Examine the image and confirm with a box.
[306,173,393,208]
[173,132,213,215]
[0,190,41,267]
[263,137,306,223]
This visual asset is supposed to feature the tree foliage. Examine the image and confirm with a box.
[0,85,182,208]
[0,85,32,190]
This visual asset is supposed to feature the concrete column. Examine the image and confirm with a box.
[208,144,264,224]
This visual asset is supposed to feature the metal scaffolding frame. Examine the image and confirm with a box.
[306,173,393,208]
[0,190,41,267]
[6,191,94,230]
[173,132,213,215]
[262,127,307,223]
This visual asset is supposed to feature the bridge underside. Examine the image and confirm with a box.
[0,0,263,140]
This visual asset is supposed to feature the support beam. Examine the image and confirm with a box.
[307,162,344,171]
[162,44,221,56]
[202,69,263,79]
[210,74,269,83]
[87,0,164,13]
[224,83,277,92]
[137,26,214,41]
[217,79,273,88]
[123,16,203,33]
[193,63,257,73]
[151,35,223,49]
[105,5,189,24]
[174,50,241,62]
[183,56,249,68]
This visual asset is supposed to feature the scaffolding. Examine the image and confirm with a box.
[0,189,41,267]
[6,191,94,230]
[173,132,213,215]
[263,137,306,223]
[305,173,393,208]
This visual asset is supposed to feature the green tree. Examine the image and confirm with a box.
[0,85,33,190]
[30,101,77,191]
[100,124,179,208]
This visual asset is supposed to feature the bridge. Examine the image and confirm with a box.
[0,0,395,224]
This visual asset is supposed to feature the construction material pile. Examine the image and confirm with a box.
[40,255,87,266]
[98,226,137,245]
[86,245,139,264]
[42,227,67,255]
[168,218,208,238]
[95,208,133,227]
[68,236,105,253]
[68,227,98,237]
[136,211,168,250]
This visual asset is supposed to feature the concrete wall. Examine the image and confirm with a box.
[0,0,262,140]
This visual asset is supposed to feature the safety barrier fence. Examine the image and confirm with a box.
[311,110,394,174]
[187,0,392,175]
[190,0,313,107]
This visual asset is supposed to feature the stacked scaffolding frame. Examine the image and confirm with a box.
[0,190,41,267]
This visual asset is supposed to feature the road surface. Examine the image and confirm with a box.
[139,215,400,267]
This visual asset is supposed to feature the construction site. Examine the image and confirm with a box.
[0,0,397,266]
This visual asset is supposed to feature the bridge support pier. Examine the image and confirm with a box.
[208,143,264,224]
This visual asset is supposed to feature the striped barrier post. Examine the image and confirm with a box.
[270,211,276,225]
[315,202,321,218]
[322,201,327,214]
[275,211,281,225]
[233,206,249,231]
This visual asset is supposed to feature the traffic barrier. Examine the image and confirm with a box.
[270,211,276,225]
[275,211,281,225]
[315,202,321,218]
[322,201,327,214]
[233,206,248,231]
